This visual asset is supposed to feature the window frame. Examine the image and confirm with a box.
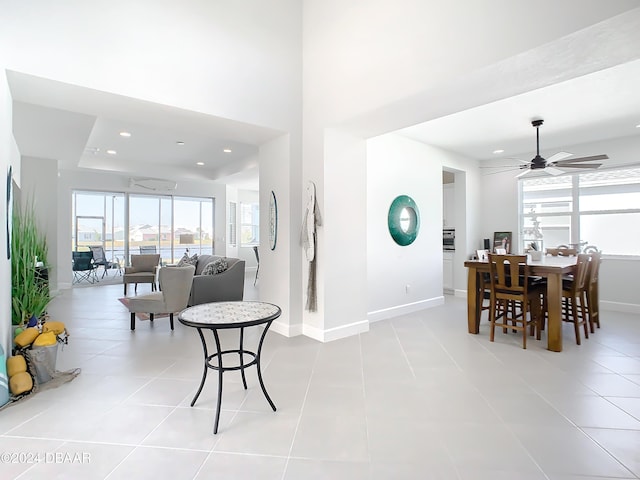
[518,167,640,258]
[239,201,260,247]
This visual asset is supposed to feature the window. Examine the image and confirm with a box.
[174,197,214,257]
[229,202,237,246]
[73,191,215,267]
[520,167,640,255]
[240,202,260,246]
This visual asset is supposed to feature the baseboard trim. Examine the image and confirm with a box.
[302,320,369,343]
[367,297,445,323]
[601,301,640,314]
[270,320,303,338]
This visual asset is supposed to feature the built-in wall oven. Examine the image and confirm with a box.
[443,228,455,251]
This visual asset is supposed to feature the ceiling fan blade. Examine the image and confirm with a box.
[546,151,573,163]
[556,163,602,169]
[480,165,529,169]
[483,167,527,176]
[515,169,534,178]
[554,154,608,165]
[598,161,640,170]
[546,167,565,176]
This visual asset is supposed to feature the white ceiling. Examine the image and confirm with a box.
[8,71,284,191]
[398,59,640,164]
[8,58,640,189]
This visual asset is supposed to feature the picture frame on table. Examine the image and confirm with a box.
[476,249,489,261]
[493,231,512,254]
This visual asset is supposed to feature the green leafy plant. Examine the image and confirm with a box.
[11,202,51,326]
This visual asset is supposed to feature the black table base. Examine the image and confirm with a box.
[190,323,276,434]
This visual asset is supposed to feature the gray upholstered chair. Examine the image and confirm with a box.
[125,265,195,330]
[123,254,161,295]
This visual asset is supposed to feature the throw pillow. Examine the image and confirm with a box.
[202,257,229,275]
[177,252,198,267]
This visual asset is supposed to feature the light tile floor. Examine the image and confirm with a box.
[1,273,640,479]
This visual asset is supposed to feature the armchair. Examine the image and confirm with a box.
[125,265,195,330]
[123,254,160,295]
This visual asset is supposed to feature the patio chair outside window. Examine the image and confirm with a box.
[89,246,122,278]
[72,250,98,284]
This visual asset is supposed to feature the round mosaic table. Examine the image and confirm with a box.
[178,301,281,434]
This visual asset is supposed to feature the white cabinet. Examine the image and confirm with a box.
[443,252,454,293]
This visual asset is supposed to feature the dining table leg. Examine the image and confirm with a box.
[546,272,563,352]
[467,266,481,334]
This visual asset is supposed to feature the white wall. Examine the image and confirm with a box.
[321,129,368,338]
[0,0,302,133]
[0,72,16,356]
[259,135,296,335]
[21,157,59,291]
[367,134,444,320]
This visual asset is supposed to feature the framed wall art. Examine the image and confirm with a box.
[269,190,277,250]
[388,195,420,246]
[493,231,512,254]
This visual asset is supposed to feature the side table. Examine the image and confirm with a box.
[178,301,281,434]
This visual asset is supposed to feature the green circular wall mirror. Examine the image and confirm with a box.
[388,195,419,246]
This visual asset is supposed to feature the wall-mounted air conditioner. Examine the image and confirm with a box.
[128,177,177,191]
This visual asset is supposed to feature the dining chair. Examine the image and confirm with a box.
[557,245,578,256]
[487,254,544,349]
[559,253,591,345]
[586,251,602,332]
[546,247,578,257]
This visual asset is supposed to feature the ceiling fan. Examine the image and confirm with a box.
[487,119,608,178]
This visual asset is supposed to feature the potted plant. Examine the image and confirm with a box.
[11,202,51,327]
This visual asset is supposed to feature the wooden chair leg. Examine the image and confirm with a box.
[570,298,581,345]
[130,312,136,330]
[489,298,497,343]
[521,303,528,350]
[579,294,589,340]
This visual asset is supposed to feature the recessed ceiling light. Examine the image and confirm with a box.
[223,148,232,153]
[119,131,131,137]
[196,162,204,166]
[176,141,185,146]
[106,149,117,155]
[493,149,504,154]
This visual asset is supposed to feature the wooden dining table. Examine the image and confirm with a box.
[464,255,577,352]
